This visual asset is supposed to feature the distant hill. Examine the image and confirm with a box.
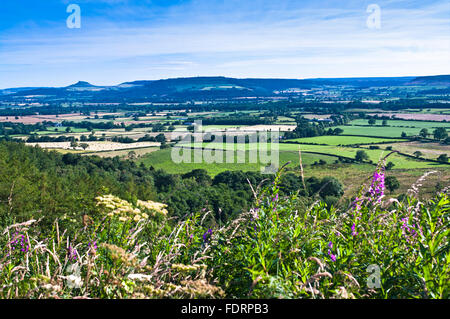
[408,75,450,86]
[0,87,47,95]
[67,81,97,88]
[1,75,447,102]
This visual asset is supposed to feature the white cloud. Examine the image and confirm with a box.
[0,0,449,87]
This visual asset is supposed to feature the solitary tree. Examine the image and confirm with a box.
[355,150,369,162]
[437,154,449,163]
[368,118,376,125]
[385,176,400,193]
[433,128,448,141]
[413,151,422,158]
[419,128,429,138]
[317,177,344,198]
[70,141,78,149]
[155,133,166,143]
[386,161,395,170]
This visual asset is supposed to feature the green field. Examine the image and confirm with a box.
[43,126,89,134]
[136,144,449,199]
[137,148,337,175]
[336,125,421,137]
[350,119,450,128]
[333,119,449,138]
[286,135,406,145]
[174,142,448,170]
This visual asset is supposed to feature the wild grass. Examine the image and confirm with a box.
[0,162,448,299]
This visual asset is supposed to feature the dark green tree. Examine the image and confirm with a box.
[386,161,395,170]
[433,128,448,140]
[419,128,429,138]
[385,176,400,193]
[437,154,449,163]
[355,150,369,162]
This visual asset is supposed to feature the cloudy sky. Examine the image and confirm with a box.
[0,0,449,88]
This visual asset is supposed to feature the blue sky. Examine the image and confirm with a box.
[0,0,449,88]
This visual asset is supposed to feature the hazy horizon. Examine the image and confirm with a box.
[5,74,449,90]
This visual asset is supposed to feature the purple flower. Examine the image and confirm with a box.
[67,246,78,261]
[272,194,279,202]
[203,229,213,243]
[368,169,385,202]
[9,232,29,254]
[328,251,337,262]
[351,223,358,236]
[327,241,337,262]
[400,217,418,243]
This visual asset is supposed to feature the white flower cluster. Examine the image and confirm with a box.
[136,200,168,216]
[95,194,167,222]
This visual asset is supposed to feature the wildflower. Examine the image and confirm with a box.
[64,273,83,289]
[272,193,279,202]
[351,223,358,236]
[329,252,337,262]
[250,208,259,220]
[400,217,418,243]
[137,199,168,216]
[368,169,385,202]
[67,246,77,261]
[10,232,30,254]
[352,197,362,215]
[327,241,337,262]
[203,229,213,243]
[97,195,168,223]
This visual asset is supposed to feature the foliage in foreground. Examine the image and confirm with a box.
[0,163,448,299]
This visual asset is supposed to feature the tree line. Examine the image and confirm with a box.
[0,141,344,234]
